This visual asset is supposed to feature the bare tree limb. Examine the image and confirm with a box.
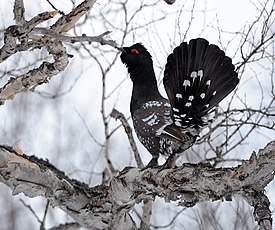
[0,11,56,62]
[0,0,119,106]
[48,222,81,230]
[110,109,152,230]
[0,141,274,229]
[13,0,25,26]
[111,108,144,168]
[244,191,272,230]
[30,29,119,49]
[140,200,153,229]
[0,39,68,105]
[50,0,97,33]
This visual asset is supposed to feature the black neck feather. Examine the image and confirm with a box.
[128,65,163,114]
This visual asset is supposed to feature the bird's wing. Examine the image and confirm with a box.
[159,124,192,142]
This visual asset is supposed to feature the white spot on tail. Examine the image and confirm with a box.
[188,95,194,101]
[200,93,205,99]
[181,114,186,118]
[185,102,192,107]
[205,104,209,108]
[176,93,182,99]
[206,80,211,86]
[198,70,203,80]
[213,91,217,95]
[190,71,197,79]
[173,107,179,112]
[183,80,190,87]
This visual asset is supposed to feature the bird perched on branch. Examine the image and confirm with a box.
[120,38,239,167]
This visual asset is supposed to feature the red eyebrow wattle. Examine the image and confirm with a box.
[131,49,139,54]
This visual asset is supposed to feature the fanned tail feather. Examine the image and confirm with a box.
[164,38,239,127]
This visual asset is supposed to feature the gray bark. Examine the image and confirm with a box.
[0,141,274,229]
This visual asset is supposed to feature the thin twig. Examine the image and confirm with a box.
[20,199,42,224]
[40,200,50,230]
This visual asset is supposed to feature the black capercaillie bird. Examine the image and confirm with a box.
[120,38,239,167]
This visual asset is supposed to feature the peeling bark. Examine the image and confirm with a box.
[0,0,118,106]
[0,141,274,229]
[0,39,68,104]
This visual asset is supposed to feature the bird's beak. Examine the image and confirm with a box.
[116,46,126,52]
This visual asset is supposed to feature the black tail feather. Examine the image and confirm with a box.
[164,38,239,127]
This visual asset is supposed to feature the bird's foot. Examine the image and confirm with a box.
[159,154,178,170]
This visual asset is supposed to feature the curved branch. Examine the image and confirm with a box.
[111,108,144,168]
[0,39,69,105]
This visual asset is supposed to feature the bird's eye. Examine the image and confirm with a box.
[131,49,139,54]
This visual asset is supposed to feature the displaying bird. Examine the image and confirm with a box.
[120,38,239,167]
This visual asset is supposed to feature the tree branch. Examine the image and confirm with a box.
[50,0,97,33]
[0,39,68,105]
[0,141,274,229]
[244,191,272,230]
[0,0,119,106]
[111,108,144,168]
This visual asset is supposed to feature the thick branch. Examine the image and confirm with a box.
[50,0,97,32]
[244,191,272,230]
[0,141,274,229]
[0,146,135,229]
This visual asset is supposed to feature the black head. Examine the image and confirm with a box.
[120,43,152,70]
